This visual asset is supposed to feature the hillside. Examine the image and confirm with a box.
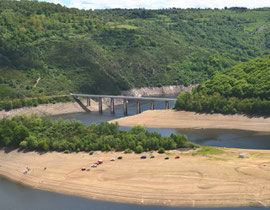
[175,55,270,115]
[0,0,270,101]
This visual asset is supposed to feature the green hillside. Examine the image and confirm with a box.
[0,0,270,102]
[175,55,270,115]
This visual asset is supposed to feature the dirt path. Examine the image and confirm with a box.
[33,76,40,88]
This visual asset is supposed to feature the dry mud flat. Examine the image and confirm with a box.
[110,110,270,132]
[0,99,105,119]
[1,149,270,207]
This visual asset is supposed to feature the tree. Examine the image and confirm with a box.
[135,145,144,153]
[13,125,29,146]
[158,147,165,153]
[27,136,38,150]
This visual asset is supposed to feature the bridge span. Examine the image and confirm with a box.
[71,93,177,116]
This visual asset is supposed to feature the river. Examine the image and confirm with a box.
[1,98,270,209]
[54,99,270,150]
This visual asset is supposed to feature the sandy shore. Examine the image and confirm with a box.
[110,110,270,132]
[1,149,270,207]
[0,99,107,119]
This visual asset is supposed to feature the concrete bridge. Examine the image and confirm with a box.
[71,94,177,116]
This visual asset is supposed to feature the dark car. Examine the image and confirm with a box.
[150,156,155,159]
[141,155,147,159]
[164,157,169,160]
[117,156,123,160]
[175,156,180,159]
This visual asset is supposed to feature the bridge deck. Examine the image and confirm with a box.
[71,94,177,101]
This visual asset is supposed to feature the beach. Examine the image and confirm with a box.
[1,149,270,207]
[110,110,270,132]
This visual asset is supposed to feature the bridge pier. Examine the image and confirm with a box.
[151,101,155,110]
[110,98,115,115]
[123,99,128,116]
[87,98,91,106]
[136,101,141,114]
[99,98,103,113]
[165,101,169,109]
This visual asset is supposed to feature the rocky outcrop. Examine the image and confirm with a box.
[121,85,196,97]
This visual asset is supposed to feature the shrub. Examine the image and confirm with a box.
[124,148,133,153]
[89,150,94,155]
[158,147,165,153]
[135,145,144,153]
[19,141,28,149]
[64,150,70,154]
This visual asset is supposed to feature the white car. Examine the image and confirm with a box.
[91,164,98,167]
[110,158,115,161]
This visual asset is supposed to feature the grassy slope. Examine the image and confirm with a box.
[0,1,269,100]
[175,55,270,115]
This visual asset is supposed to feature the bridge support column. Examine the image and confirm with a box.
[110,98,115,115]
[151,101,155,110]
[87,98,91,106]
[99,98,103,113]
[123,99,128,116]
[136,101,141,114]
[165,101,169,109]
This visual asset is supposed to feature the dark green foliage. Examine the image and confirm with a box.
[175,56,270,115]
[0,115,197,152]
[158,147,165,154]
[0,0,270,102]
[135,145,144,153]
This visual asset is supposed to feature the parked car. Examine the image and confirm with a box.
[94,162,99,165]
[86,168,90,171]
[175,156,180,159]
[150,155,155,159]
[98,160,103,164]
[141,155,147,159]
[164,157,169,160]
[110,158,115,161]
[81,167,86,171]
[118,156,123,160]
[91,164,97,168]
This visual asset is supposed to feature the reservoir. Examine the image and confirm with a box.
[1,97,270,209]
[54,99,270,150]
[0,176,268,210]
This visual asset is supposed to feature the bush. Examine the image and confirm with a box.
[89,150,94,155]
[124,148,133,153]
[19,141,28,149]
[64,150,70,154]
[135,145,144,153]
[158,147,165,153]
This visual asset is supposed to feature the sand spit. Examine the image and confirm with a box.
[1,149,270,207]
[110,110,270,132]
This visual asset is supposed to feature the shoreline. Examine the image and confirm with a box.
[110,110,270,132]
[1,149,270,207]
[0,99,105,119]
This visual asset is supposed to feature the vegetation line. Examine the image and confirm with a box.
[0,115,198,153]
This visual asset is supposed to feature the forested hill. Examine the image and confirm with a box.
[175,55,270,115]
[0,0,270,101]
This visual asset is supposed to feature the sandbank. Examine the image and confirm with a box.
[1,149,270,207]
[110,110,270,132]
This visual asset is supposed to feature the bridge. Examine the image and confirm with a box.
[71,94,177,116]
